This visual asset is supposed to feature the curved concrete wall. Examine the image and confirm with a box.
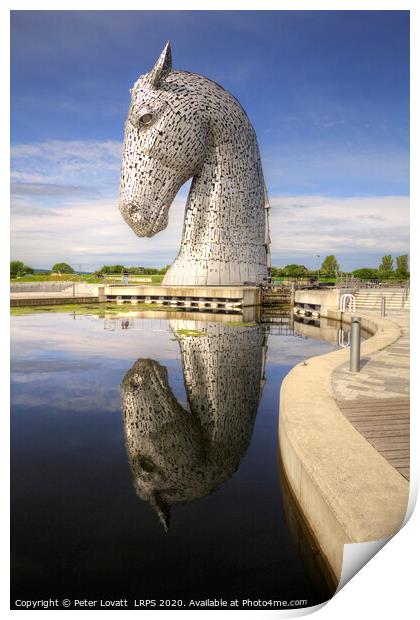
[279,311,409,583]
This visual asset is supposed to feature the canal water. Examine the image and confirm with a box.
[11,310,344,609]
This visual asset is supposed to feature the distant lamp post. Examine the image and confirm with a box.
[316,255,321,282]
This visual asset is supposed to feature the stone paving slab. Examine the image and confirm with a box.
[332,310,410,480]
[279,308,409,582]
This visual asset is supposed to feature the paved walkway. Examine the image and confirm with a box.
[332,310,410,481]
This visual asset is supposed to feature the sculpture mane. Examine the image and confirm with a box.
[119,42,271,286]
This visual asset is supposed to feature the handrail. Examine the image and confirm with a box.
[339,293,355,312]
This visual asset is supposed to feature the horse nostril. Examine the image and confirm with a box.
[126,204,138,218]
[138,456,156,473]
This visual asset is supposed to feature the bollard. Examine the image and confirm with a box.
[349,316,361,372]
[381,296,386,317]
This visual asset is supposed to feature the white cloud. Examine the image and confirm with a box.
[269,194,409,252]
[11,315,182,362]
[11,192,409,271]
[11,140,121,164]
[11,194,186,270]
[11,182,100,197]
[267,195,409,269]
[11,139,121,187]
[10,139,409,270]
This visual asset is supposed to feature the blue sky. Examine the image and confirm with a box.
[11,10,410,271]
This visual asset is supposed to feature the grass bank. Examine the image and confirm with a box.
[11,274,165,285]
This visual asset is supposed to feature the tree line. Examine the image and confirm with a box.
[10,261,77,278]
[10,261,171,278]
[271,254,409,279]
[94,264,170,275]
[11,255,409,280]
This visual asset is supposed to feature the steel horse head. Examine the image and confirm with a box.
[119,42,271,286]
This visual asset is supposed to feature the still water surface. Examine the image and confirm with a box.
[11,311,342,609]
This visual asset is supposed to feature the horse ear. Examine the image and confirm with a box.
[148,41,172,88]
[150,492,171,532]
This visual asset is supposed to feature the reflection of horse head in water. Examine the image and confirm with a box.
[120,323,267,530]
[119,42,271,286]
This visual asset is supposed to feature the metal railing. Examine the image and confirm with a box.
[339,293,356,312]
[336,275,410,290]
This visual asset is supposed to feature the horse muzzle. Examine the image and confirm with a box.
[119,202,169,238]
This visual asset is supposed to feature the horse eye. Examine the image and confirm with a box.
[139,113,153,125]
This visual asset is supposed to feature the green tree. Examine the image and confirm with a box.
[127,266,145,274]
[99,264,125,274]
[10,260,34,278]
[11,260,25,278]
[378,255,394,273]
[159,265,171,274]
[283,264,308,276]
[352,268,379,280]
[52,262,75,274]
[321,255,340,276]
[395,255,409,278]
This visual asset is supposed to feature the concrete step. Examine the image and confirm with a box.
[355,299,406,304]
[355,301,405,306]
[341,288,409,310]
[355,300,405,305]
[355,294,408,297]
[355,295,407,301]
[354,293,406,299]
[354,289,407,293]
[356,305,405,308]
[355,296,405,300]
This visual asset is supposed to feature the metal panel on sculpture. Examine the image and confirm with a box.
[119,42,271,287]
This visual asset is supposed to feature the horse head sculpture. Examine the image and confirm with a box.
[119,42,271,286]
[120,322,267,530]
